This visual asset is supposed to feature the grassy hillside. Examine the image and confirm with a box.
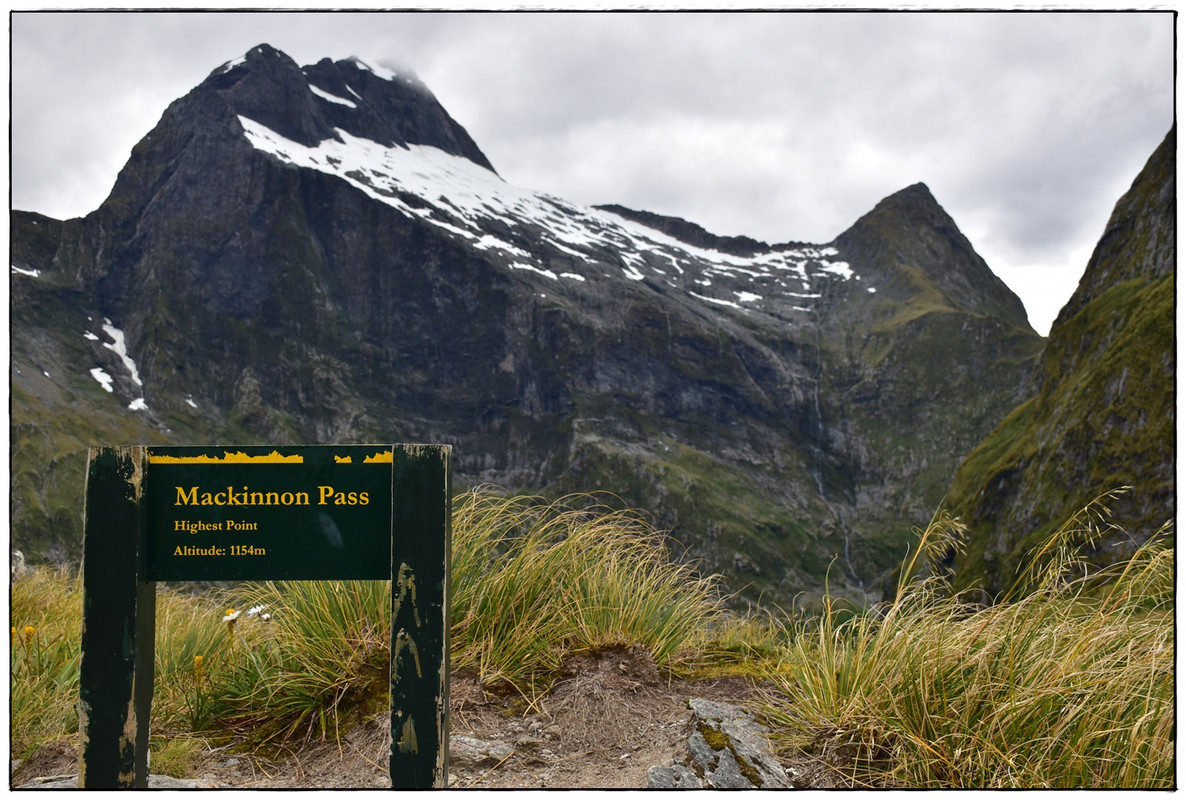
[945,273,1173,592]
[942,128,1174,595]
[11,489,1173,787]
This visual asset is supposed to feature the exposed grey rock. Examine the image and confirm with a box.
[687,698,789,788]
[648,698,789,789]
[11,549,27,580]
[449,734,514,768]
[14,774,75,788]
[688,731,755,789]
[647,764,704,789]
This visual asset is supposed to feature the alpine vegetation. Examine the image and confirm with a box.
[763,496,1174,788]
[9,492,1171,787]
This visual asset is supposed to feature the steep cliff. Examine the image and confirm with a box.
[10,45,1043,607]
[943,127,1175,595]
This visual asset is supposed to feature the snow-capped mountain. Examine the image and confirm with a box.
[11,44,1043,607]
[236,109,863,316]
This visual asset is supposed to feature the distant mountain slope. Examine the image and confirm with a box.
[943,127,1175,595]
[10,44,1042,607]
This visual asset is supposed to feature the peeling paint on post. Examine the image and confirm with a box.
[390,445,451,788]
[78,446,154,788]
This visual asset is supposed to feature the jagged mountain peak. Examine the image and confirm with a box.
[891,181,935,199]
[203,43,494,169]
[211,42,289,72]
[1051,125,1174,329]
[96,43,495,230]
[834,182,1032,330]
[87,43,1031,339]
[839,181,957,242]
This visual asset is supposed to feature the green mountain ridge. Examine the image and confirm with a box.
[943,127,1175,595]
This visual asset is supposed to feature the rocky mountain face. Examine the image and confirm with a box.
[10,44,1044,608]
[943,128,1175,596]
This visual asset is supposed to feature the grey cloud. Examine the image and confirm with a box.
[10,10,1174,334]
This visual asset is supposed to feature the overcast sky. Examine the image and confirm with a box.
[10,10,1174,335]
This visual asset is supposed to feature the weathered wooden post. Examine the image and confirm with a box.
[390,445,451,787]
[78,446,154,788]
[77,443,451,789]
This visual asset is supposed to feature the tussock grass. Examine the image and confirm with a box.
[8,571,232,761]
[149,735,207,778]
[180,489,734,743]
[211,579,393,745]
[763,494,1174,788]
[451,489,731,696]
[153,588,240,733]
[10,566,83,762]
[9,488,732,759]
[11,487,1169,789]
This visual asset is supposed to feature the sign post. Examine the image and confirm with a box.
[77,444,450,788]
[78,446,153,788]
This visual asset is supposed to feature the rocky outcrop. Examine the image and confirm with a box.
[647,699,790,789]
[11,550,28,580]
[833,182,1031,329]
[449,735,514,769]
[594,203,770,256]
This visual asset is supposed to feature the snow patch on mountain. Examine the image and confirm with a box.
[83,319,148,411]
[348,57,403,83]
[236,115,858,318]
[100,320,143,387]
[690,292,743,310]
[219,55,247,74]
[309,84,357,108]
[90,367,114,393]
[512,262,559,281]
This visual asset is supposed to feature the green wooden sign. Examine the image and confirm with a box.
[145,445,396,581]
[77,444,451,789]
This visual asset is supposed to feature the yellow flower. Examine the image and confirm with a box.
[193,655,205,683]
[23,626,34,647]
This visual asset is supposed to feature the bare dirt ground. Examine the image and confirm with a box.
[12,646,840,789]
